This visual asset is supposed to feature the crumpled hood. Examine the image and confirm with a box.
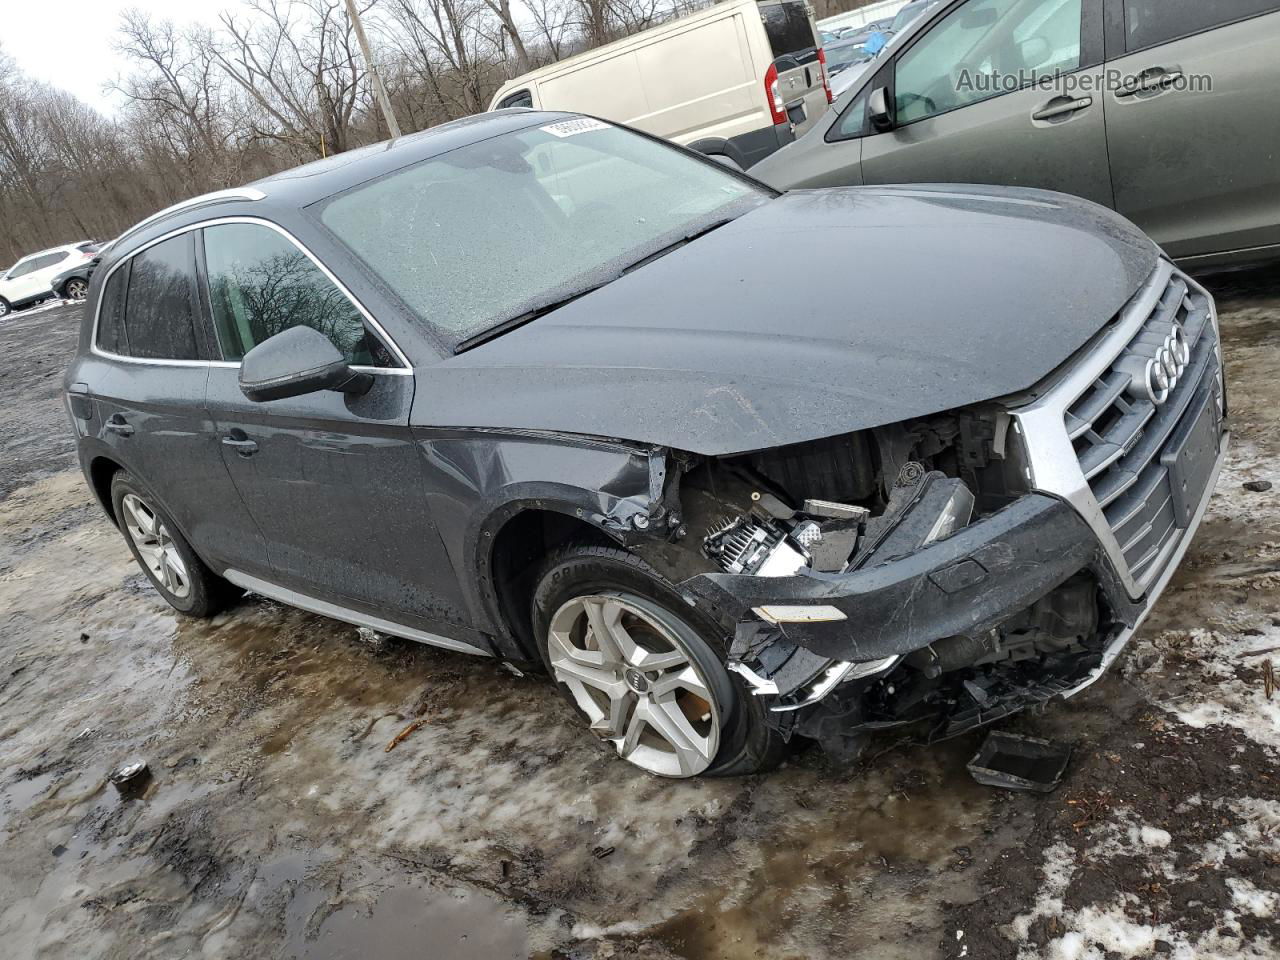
[416,184,1158,455]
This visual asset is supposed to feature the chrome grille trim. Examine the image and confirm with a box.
[1011,261,1226,599]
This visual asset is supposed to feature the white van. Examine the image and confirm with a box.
[488,0,831,168]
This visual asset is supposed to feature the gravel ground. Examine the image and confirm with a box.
[0,271,1277,960]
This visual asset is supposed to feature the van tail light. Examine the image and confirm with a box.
[817,48,834,104]
[764,63,787,125]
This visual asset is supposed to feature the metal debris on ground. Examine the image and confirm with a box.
[108,760,151,794]
[1264,659,1276,700]
[384,719,425,752]
[967,732,1071,793]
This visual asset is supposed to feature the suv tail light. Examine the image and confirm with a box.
[817,48,834,104]
[764,63,787,125]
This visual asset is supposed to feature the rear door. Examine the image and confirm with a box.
[858,0,1115,207]
[1102,0,1280,259]
[86,233,269,576]
[32,251,75,296]
[198,221,470,637]
[759,0,830,136]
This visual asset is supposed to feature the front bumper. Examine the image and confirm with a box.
[682,258,1227,727]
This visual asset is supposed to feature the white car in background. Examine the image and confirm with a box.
[0,241,100,318]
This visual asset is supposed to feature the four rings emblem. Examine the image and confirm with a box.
[1142,321,1190,405]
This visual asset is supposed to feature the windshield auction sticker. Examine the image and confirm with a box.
[541,118,611,138]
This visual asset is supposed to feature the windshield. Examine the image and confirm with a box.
[317,120,766,348]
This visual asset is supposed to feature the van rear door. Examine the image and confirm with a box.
[758,0,830,136]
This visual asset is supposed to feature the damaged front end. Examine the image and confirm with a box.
[668,427,1131,759]
[615,264,1227,761]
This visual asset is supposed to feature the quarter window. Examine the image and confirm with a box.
[498,89,533,109]
[120,234,201,361]
[202,222,391,367]
[894,0,1082,124]
[1122,0,1280,51]
[96,263,130,356]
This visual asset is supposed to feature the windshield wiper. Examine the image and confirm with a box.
[453,217,735,354]
[619,217,734,276]
[453,279,614,354]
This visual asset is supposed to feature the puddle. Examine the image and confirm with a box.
[291,885,528,960]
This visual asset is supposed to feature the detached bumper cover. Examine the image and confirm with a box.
[681,493,1143,663]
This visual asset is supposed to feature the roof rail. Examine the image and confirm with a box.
[116,187,267,246]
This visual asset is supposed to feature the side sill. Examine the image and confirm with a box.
[223,569,492,658]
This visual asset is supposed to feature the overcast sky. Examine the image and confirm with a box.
[3,0,231,114]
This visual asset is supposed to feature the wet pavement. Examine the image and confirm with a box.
[1,273,1277,959]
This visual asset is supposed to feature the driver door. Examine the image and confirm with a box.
[859,0,1114,207]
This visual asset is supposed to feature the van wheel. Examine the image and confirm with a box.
[532,544,785,778]
[110,472,241,617]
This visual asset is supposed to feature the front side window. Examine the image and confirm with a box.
[1122,0,1280,51]
[121,234,201,361]
[202,222,392,367]
[498,89,533,109]
[317,121,766,348]
[7,257,38,279]
[894,0,1082,124]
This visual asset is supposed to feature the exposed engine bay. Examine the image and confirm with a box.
[632,407,1114,759]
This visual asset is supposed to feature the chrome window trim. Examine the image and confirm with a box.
[90,214,412,375]
[113,187,267,248]
[1010,259,1223,600]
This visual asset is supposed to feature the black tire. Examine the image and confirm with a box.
[0,298,10,319]
[64,278,88,301]
[531,544,785,777]
[110,471,241,618]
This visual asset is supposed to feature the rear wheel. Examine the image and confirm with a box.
[64,278,88,301]
[110,472,241,617]
[532,544,785,777]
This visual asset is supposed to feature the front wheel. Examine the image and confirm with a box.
[0,298,9,319]
[532,545,785,778]
[64,278,88,301]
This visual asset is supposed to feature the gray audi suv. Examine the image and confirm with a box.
[66,111,1227,777]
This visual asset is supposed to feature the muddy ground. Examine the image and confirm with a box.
[0,274,1277,960]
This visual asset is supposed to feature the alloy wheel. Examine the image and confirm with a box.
[0,301,8,318]
[65,279,88,301]
[547,594,721,777]
[121,493,191,599]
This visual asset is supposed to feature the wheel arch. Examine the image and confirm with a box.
[88,455,126,525]
[483,503,619,662]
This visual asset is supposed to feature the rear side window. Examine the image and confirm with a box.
[34,252,68,271]
[96,263,130,356]
[761,1,818,61]
[122,234,201,360]
[1123,0,1280,51]
[202,222,392,367]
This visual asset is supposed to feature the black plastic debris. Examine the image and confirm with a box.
[967,733,1071,793]
[1243,479,1273,492]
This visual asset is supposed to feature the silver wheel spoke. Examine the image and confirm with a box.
[650,664,710,702]
[121,494,191,600]
[547,594,722,778]
[642,700,711,776]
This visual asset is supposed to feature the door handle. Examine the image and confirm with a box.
[1031,96,1093,121]
[221,436,259,457]
[104,416,133,437]
[1115,68,1183,99]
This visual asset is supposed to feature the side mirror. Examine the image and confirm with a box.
[1018,36,1052,70]
[868,86,893,132]
[239,325,372,403]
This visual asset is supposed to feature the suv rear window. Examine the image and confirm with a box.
[761,1,818,61]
